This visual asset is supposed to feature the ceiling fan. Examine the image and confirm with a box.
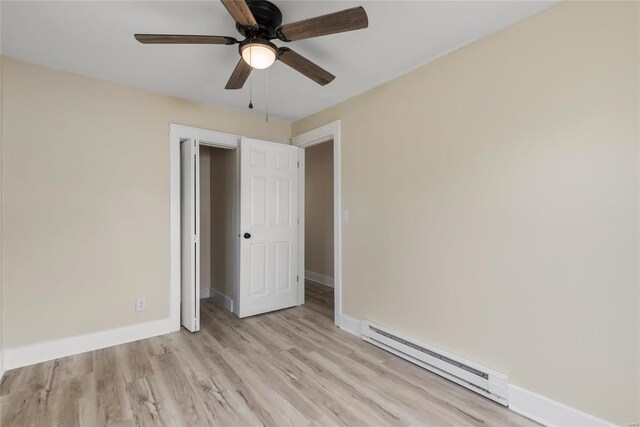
[134,0,368,90]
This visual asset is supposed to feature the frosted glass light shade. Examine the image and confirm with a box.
[241,42,277,69]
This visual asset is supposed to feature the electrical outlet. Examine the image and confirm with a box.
[136,297,146,312]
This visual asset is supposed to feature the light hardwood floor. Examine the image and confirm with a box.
[1,281,537,426]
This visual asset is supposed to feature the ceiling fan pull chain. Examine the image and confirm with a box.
[248,48,254,109]
[248,73,253,109]
[265,69,269,123]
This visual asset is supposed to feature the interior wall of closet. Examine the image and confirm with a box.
[199,145,236,306]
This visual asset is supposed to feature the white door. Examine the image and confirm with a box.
[238,138,300,317]
[180,139,200,331]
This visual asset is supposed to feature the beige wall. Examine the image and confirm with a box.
[199,147,212,289]
[210,147,236,299]
[199,145,235,300]
[1,57,290,349]
[305,141,334,277]
[293,2,639,425]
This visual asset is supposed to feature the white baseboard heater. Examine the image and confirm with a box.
[360,321,509,406]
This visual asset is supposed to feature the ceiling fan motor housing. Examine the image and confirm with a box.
[236,0,283,40]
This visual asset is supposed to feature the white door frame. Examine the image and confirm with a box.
[170,124,241,329]
[292,121,342,327]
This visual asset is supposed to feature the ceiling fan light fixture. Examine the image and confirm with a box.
[240,39,277,69]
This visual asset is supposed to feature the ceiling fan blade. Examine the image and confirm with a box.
[134,34,237,45]
[225,58,252,89]
[277,6,368,42]
[220,0,258,28]
[277,47,335,86]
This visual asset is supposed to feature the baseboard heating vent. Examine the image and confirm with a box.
[360,321,509,406]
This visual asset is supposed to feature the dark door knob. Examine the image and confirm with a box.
[243,233,251,239]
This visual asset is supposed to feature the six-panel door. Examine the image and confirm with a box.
[239,138,300,317]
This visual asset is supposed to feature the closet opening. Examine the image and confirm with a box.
[199,144,238,314]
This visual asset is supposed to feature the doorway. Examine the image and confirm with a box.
[178,136,239,332]
[292,120,343,329]
[303,141,334,320]
[199,145,237,314]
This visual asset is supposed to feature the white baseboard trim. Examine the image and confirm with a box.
[200,286,211,299]
[202,287,234,313]
[305,270,334,288]
[4,317,178,371]
[508,384,615,427]
[334,314,616,427]
[337,314,362,337]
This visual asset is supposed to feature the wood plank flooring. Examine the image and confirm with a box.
[1,281,537,426]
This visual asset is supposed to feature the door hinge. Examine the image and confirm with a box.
[297,275,299,282]
[297,161,300,168]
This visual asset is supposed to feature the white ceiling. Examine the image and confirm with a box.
[1,1,557,122]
